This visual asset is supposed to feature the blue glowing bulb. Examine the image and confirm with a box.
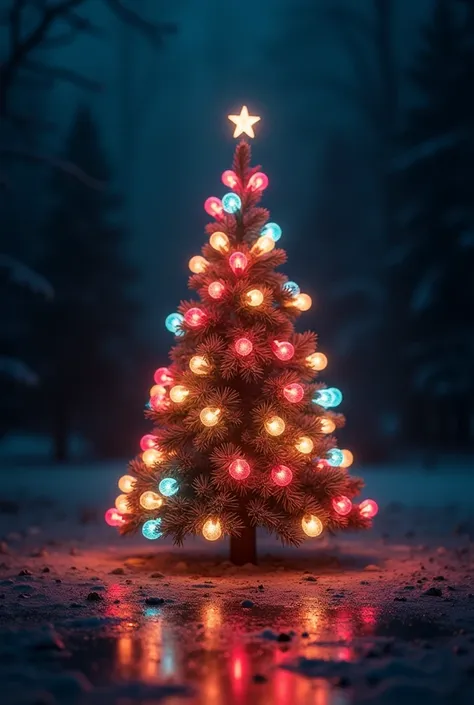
[283,281,300,296]
[328,387,343,407]
[142,518,163,540]
[312,389,333,409]
[159,477,179,497]
[261,222,282,242]
[165,313,184,336]
[327,448,344,467]
[222,193,241,214]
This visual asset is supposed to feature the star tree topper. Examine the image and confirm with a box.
[228,105,261,138]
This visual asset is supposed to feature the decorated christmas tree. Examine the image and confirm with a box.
[106,107,378,565]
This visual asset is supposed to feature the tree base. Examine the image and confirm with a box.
[230,525,257,565]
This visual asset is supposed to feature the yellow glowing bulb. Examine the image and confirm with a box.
[189,355,210,376]
[306,352,327,371]
[295,293,312,311]
[302,514,323,537]
[245,289,264,307]
[340,449,354,468]
[149,384,166,398]
[295,436,314,454]
[170,385,189,403]
[189,256,208,274]
[142,448,164,466]
[265,415,285,436]
[209,231,230,253]
[202,518,222,541]
[115,494,129,514]
[200,407,221,427]
[139,491,163,510]
[118,475,135,493]
[251,236,275,255]
[320,418,336,434]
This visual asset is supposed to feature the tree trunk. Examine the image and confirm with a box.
[230,525,257,565]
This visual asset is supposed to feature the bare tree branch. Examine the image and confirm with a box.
[1,147,106,189]
[23,59,103,91]
[105,0,177,44]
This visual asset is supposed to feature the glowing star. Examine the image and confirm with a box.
[228,105,261,138]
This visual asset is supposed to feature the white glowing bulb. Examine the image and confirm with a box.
[200,407,221,427]
[251,236,275,255]
[139,491,163,510]
[115,494,129,514]
[118,475,135,493]
[202,518,222,541]
[209,231,230,252]
[170,385,189,403]
[320,418,336,434]
[189,355,210,375]
[245,289,264,307]
[265,415,285,436]
[302,514,323,537]
[295,436,314,454]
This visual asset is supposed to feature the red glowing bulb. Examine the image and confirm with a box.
[271,465,293,487]
[208,281,225,299]
[184,307,207,328]
[229,252,248,275]
[154,367,172,385]
[204,196,223,218]
[272,340,295,361]
[229,458,250,480]
[332,495,353,516]
[315,459,329,471]
[150,393,169,411]
[105,508,125,527]
[234,337,253,356]
[222,170,239,188]
[140,434,157,451]
[283,383,304,403]
[359,499,378,519]
[247,172,269,191]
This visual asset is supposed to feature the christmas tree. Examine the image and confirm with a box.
[106,107,378,565]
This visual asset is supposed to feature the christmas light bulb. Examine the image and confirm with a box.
[140,491,163,510]
[295,436,314,454]
[251,236,275,255]
[184,307,207,328]
[320,418,336,434]
[234,337,253,356]
[222,193,241,213]
[202,518,222,541]
[229,252,248,275]
[327,448,344,467]
[142,448,163,466]
[189,355,210,375]
[245,289,264,307]
[283,281,300,296]
[229,458,250,480]
[118,475,136,493]
[105,508,125,527]
[142,518,163,540]
[272,340,295,361]
[265,416,285,436]
[247,172,269,191]
[261,222,282,241]
[140,434,157,451]
[150,393,169,412]
[159,477,179,497]
[271,464,293,486]
[340,449,354,468]
[330,388,343,406]
[294,293,312,311]
[332,495,352,516]
[154,367,173,385]
[313,388,342,409]
[208,281,225,299]
[306,352,328,371]
[204,197,223,218]
[315,459,329,471]
[359,499,378,519]
[189,256,208,274]
[200,407,221,427]
[149,384,166,398]
[302,514,323,537]
[170,385,189,403]
[283,383,304,403]
[165,313,184,336]
[115,494,129,514]
[222,170,238,188]
[209,231,230,252]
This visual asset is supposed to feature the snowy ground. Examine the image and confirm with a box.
[1,461,474,705]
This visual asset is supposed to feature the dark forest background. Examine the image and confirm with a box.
[1,0,473,463]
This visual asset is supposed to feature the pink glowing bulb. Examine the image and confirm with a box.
[234,337,253,356]
[359,499,378,519]
[150,393,169,411]
[271,465,293,487]
[283,383,304,403]
[184,307,207,328]
[247,172,269,191]
[229,252,248,275]
[229,458,251,480]
[154,367,172,385]
[332,495,353,516]
[222,170,239,188]
[208,281,225,299]
[204,196,224,218]
[140,434,157,451]
[272,340,295,361]
[315,459,329,471]
[105,508,125,527]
